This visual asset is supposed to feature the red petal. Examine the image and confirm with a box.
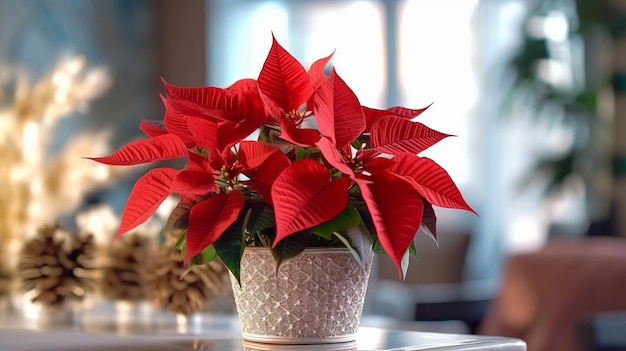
[186,117,260,153]
[162,95,195,146]
[308,50,334,89]
[390,154,477,214]
[226,78,258,92]
[370,115,452,155]
[362,156,395,173]
[258,91,284,122]
[316,136,355,178]
[115,168,179,239]
[279,120,320,147]
[362,107,385,132]
[362,104,431,132]
[163,77,221,103]
[186,116,221,151]
[163,79,233,119]
[188,152,213,172]
[219,119,266,149]
[88,134,187,166]
[356,171,423,278]
[171,169,217,195]
[165,193,205,231]
[185,191,245,261]
[238,140,281,169]
[314,69,365,148]
[386,104,431,118]
[163,79,266,123]
[208,147,234,172]
[139,119,168,137]
[243,151,291,205]
[354,147,381,162]
[271,159,349,245]
[258,35,313,113]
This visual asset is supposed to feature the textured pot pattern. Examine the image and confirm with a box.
[230,247,371,344]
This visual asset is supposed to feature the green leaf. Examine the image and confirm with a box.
[409,240,418,261]
[243,202,275,247]
[213,210,247,285]
[333,227,372,269]
[373,236,415,278]
[420,200,438,241]
[356,134,370,148]
[344,226,373,267]
[400,248,410,280]
[171,230,187,250]
[420,225,439,247]
[295,146,310,160]
[241,207,253,229]
[183,250,204,267]
[333,232,360,260]
[259,124,285,145]
[372,239,385,255]
[271,230,312,272]
[214,234,244,284]
[201,245,218,263]
[180,242,187,258]
[311,202,361,239]
[249,204,275,234]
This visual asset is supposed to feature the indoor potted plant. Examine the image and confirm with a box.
[89,35,476,344]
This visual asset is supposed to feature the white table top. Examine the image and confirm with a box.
[0,304,526,351]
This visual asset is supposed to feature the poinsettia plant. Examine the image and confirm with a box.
[89,36,476,282]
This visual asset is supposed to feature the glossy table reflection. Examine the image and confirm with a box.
[0,305,526,351]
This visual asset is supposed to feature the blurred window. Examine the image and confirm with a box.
[205,0,521,282]
[206,0,477,189]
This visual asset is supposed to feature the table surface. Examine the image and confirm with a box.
[0,304,526,351]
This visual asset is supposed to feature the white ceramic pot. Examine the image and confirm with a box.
[230,247,372,344]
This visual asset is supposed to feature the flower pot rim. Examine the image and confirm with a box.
[244,246,352,254]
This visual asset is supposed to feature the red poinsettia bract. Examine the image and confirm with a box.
[89,35,476,280]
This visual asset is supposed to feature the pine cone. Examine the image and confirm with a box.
[18,224,96,308]
[148,240,233,316]
[0,261,10,298]
[100,233,152,302]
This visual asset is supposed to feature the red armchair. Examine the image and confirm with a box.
[479,237,626,351]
